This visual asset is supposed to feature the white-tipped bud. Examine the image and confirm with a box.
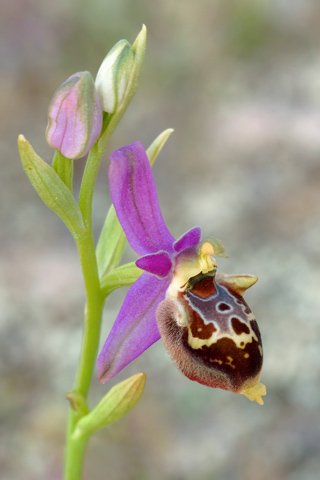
[95,40,135,113]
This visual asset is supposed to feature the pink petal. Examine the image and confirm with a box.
[97,273,170,382]
[109,142,175,255]
[173,227,201,252]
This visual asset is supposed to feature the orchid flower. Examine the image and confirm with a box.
[98,142,266,404]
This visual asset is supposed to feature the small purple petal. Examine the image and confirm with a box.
[97,273,170,383]
[109,142,175,256]
[136,251,173,278]
[173,227,201,252]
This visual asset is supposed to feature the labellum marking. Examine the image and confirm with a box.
[156,269,265,404]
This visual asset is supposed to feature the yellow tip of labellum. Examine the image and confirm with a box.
[241,381,266,405]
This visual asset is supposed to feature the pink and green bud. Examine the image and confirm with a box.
[46,71,103,159]
[95,40,135,113]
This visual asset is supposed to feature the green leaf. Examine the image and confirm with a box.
[18,135,84,237]
[96,205,127,278]
[52,149,74,192]
[101,262,143,298]
[147,128,174,166]
[118,24,147,115]
[73,373,146,440]
[96,128,174,278]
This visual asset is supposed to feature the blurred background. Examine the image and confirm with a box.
[1,0,320,479]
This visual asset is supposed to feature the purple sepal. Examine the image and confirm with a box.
[109,142,175,256]
[136,251,173,278]
[173,227,201,252]
[97,272,170,383]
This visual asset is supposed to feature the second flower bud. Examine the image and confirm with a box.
[95,39,135,114]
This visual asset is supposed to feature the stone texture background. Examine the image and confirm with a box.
[1,0,320,479]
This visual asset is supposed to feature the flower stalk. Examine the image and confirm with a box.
[64,225,104,480]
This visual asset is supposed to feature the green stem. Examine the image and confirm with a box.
[63,52,145,476]
[74,233,105,397]
[64,229,104,480]
[63,114,120,480]
[64,422,88,480]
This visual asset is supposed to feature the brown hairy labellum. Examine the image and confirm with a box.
[156,270,266,404]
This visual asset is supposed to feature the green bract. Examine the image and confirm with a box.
[18,135,84,237]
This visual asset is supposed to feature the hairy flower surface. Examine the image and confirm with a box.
[98,142,266,404]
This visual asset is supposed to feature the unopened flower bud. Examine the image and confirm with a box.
[73,373,146,440]
[95,40,135,113]
[46,71,103,159]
